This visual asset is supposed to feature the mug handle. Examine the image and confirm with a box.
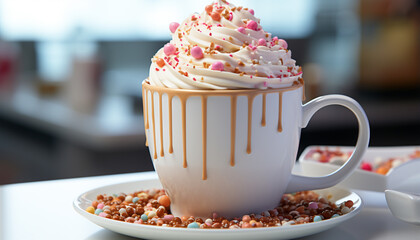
[285,94,370,193]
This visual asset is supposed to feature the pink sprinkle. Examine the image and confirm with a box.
[222,38,225,40]
[237,27,246,34]
[246,20,258,31]
[258,38,266,46]
[163,69,166,71]
[263,81,267,87]
[191,46,204,59]
[155,68,159,71]
[308,202,319,209]
[99,212,107,217]
[248,44,257,51]
[164,43,176,56]
[174,57,179,62]
[211,61,224,71]
[164,215,174,222]
[229,54,233,57]
[193,77,196,81]
[169,22,180,33]
[229,12,233,21]
[249,9,255,15]
[296,71,303,75]
[97,203,104,209]
[361,162,372,171]
[250,75,253,78]
[278,39,288,49]
[273,36,279,42]
[209,33,212,36]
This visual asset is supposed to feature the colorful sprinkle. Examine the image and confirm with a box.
[188,222,200,228]
[205,5,213,14]
[99,212,107,217]
[169,22,180,33]
[361,162,372,171]
[156,58,165,68]
[258,38,266,46]
[249,9,255,15]
[211,61,224,71]
[164,43,176,56]
[94,209,103,215]
[308,202,319,209]
[86,206,95,214]
[97,203,104,209]
[278,39,288,49]
[191,46,204,59]
[211,12,221,21]
[158,195,171,208]
[313,215,322,222]
[332,214,340,218]
[141,214,148,222]
[246,20,258,31]
[237,27,246,34]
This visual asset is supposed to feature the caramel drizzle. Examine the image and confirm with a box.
[278,92,283,132]
[142,81,303,179]
[230,96,237,166]
[142,87,149,147]
[201,96,208,180]
[159,93,164,157]
[150,91,157,159]
[168,94,174,153]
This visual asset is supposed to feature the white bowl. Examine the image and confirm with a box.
[299,146,420,192]
[385,190,420,225]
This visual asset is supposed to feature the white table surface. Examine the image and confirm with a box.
[1,170,419,240]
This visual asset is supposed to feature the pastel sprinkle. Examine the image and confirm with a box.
[97,203,104,209]
[308,202,318,209]
[163,215,174,222]
[94,209,103,215]
[141,214,148,222]
[99,212,107,217]
[169,22,180,33]
[332,214,340,218]
[164,43,176,56]
[86,206,95,214]
[191,46,204,59]
[246,20,258,31]
[187,222,200,228]
[249,9,255,15]
[132,197,140,203]
[258,38,266,46]
[211,61,224,71]
[237,27,246,34]
[313,215,322,222]
[278,39,288,49]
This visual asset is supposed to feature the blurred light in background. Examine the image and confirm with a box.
[0,0,316,41]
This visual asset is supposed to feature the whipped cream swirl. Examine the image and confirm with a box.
[149,0,303,90]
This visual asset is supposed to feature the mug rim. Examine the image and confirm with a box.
[142,79,303,96]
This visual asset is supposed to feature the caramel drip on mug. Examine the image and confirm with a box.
[278,92,283,132]
[180,96,188,168]
[168,94,174,154]
[261,93,267,127]
[142,87,149,147]
[159,93,164,157]
[201,96,208,180]
[230,95,237,166]
[150,91,157,159]
[145,89,149,130]
[142,81,303,180]
[246,94,256,154]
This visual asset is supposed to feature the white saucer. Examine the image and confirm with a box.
[73,177,362,240]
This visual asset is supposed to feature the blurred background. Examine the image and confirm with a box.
[0,0,419,184]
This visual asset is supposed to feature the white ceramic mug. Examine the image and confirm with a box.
[142,81,369,218]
